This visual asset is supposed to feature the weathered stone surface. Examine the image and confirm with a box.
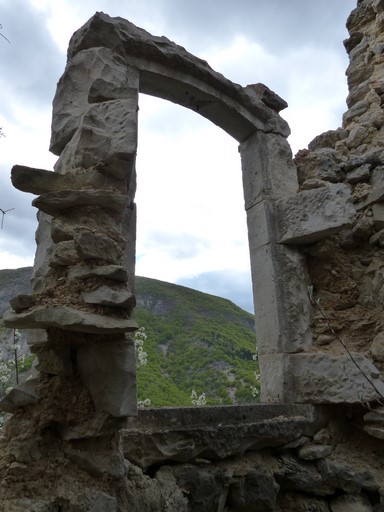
[51,46,140,155]
[308,129,349,151]
[77,338,137,417]
[34,345,73,376]
[0,379,39,412]
[32,189,129,216]
[372,202,384,230]
[9,294,36,313]
[278,184,356,245]
[54,98,138,180]
[50,240,79,267]
[289,352,384,404]
[82,285,135,309]
[297,443,333,460]
[30,211,55,294]
[123,404,321,469]
[247,82,288,112]
[370,331,384,361]
[318,458,379,494]
[345,164,372,184]
[275,455,335,496]
[295,148,342,185]
[59,412,128,441]
[301,178,328,190]
[362,425,384,439]
[227,470,279,512]
[329,494,373,512]
[67,264,129,283]
[89,493,118,512]
[247,244,312,356]
[66,13,290,142]
[74,228,123,263]
[2,305,138,333]
[240,131,298,208]
[64,445,127,478]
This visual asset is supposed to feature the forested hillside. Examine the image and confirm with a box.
[0,268,259,406]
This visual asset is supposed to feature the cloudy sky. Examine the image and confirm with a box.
[0,0,356,313]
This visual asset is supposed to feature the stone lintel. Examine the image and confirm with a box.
[2,306,138,334]
[278,184,357,245]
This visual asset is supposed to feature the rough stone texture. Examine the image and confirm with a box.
[3,305,138,333]
[278,184,356,244]
[77,338,137,417]
[67,264,129,283]
[82,285,135,309]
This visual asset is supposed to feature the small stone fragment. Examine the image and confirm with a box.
[298,443,333,460]
[82,285,136,309]
[9,294,36,313]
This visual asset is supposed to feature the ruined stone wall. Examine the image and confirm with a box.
[0,1,384,510]
[295,0,384,381]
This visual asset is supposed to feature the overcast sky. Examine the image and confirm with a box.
[0,0,356,313]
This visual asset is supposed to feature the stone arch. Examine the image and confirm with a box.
[6,11,382,409]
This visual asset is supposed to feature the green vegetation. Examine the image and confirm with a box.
[0,268,260,407]
[134,277,259,406]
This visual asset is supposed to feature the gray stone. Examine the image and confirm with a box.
[54,98,138,180]
[278,184,356,245]
[247,82,287,112]
[0,378,39,412]
[74,228,123,264]
[363,425,384,439]
[345,164,372,183]
[82,285,135,309]
[59,412,128,440]
[34,344,73,376]
[318,458,379,494]
[370,331,384,361]
[363,406,384,424]
[287,352,384,404]
[372,203,384,230]
[64,445,126,478]
[329,494,373,512]
[297,443,333,460]
[50,240,79,267]
[247,243,312,356]
[51,46,140,155]
[227,469,278,511]
[301,178,328,190]
[9,294,36,313]
[77,337,137,417]
[295,148,342,184]
[32,189,130,216]
[240,131,298,208]
[67,264,129,283]
[89,493,118,512]
[51,217,75,243]
[2,305,138,334]
[352,213,375,241]
[343,99,370,124]
[308,129,349,151]
[369,228,384,246]
[357,184,384,210]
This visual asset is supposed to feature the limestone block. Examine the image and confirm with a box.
[82,285,135,309]
[54,98,138,180]
[67,264,129,283]
[30,211,55,294]
[240,132,298,208]
[246,199,278,251]
[0,379,39,412]
[289,352,384,404]
[12,165,127,195]
[297,443,333,460]
[34,345,73,376]
[345,164,371,184]
[249,244,312,355]
[308,129,349,151]
[9,294,36,313]
[372,203,384,230]
[74,228,123,264]
[370,331,384,361]
[2,305,138,334]
[329,494,372,512]
[50,46,139,155]
[295,148,341,185]
[32,190,130,217]
[278,184,356,245]
[77,338,137,417]
[342,99,369,124]
[258,354,294,403]
[51,217,74,243]
[357,184,384,210]
[50,240,79,267]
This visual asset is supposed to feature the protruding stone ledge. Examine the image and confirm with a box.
[278,184,356,245]
[82,285,135,309]
[2,305,138,334]
[122,404,324,469]
[32,190,130,216]
[67,264,129,282]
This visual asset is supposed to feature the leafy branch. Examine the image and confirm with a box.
[308,285,384,401]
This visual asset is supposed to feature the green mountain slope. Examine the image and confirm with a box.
[0,268,259,406]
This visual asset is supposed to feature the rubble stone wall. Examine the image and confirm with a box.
[1,0,384,510]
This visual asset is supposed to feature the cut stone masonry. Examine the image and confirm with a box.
[1,1,384,510]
